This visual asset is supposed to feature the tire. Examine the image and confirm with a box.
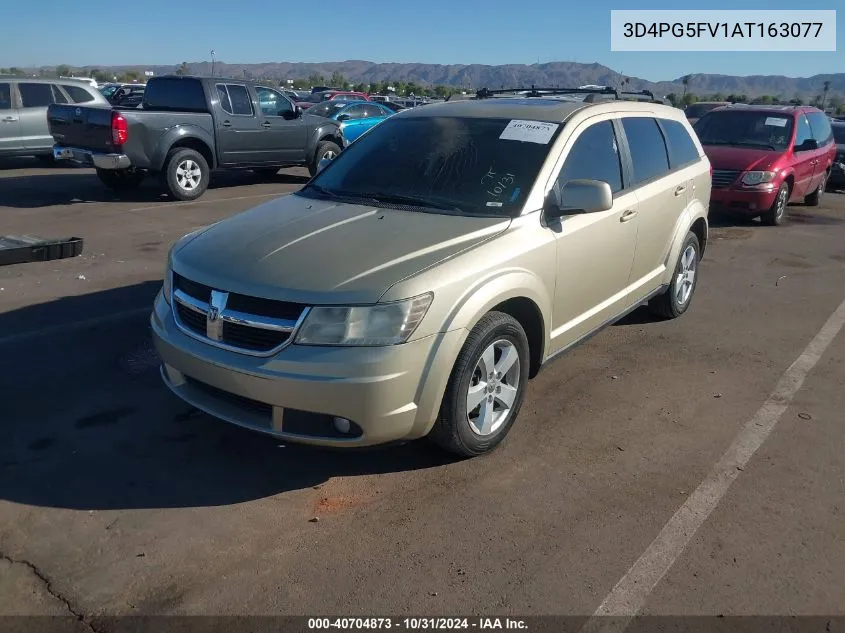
[648,231,701,320]
[163,148,209,201]
[428,311,530,457]
[761,182,789,226]
[308,140,341,177]
[96,167,145,191]
[803,172,828,207]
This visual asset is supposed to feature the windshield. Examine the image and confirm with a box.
[300,116,562,217]
[308,102,347,118]
[833,124,845,145]
[694,110,794,152]
[685,103,725,118]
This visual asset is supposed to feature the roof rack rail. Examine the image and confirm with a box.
[475,86,657,102]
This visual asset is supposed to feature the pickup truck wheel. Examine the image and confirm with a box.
[164,149,209,201]
[308,141,341,177]
[429,311,530,457]
[648,231,700,320]
[96,168,145,191]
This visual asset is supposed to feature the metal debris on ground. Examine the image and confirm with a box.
[776,275,788,286]
[798,412,812,420]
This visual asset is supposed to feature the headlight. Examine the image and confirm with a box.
[741,171,776,186]
[162,260,172,305]
[295,293,433,346]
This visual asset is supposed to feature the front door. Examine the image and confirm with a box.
[253,86,307,163]
[0,82,21,155]
[214,83,264,165]
[337,104,370,143]
[547,117,638,354]
[791,113,817,198]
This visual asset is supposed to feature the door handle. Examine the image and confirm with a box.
[674,185,687,196]
[2,116,19,122]
[261,121,271,128]
[221,120,232,127]
[620,209,638,223]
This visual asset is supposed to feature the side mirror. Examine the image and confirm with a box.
[545,179,613,219]
[316,156,333,174]
[336,113,350,122]
[794,138,818,152]
[295,105,303,117]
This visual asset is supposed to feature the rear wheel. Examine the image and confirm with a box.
[648,231,701,320]
[96,168,145,191]
[308,141,341,177]
[761,182,789,226]
[428,312,530,457]
[803,172,827,206]
[163,148,209,201]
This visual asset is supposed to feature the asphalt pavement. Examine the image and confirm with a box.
[1,158,843,627]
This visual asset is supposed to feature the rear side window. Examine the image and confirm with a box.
[806,111,833,145]
[361,104,383,118]
[659,119,700,168]
[557,120,623,193]
[62,84,96,103]
[142,78,207,112]
[0,83,10,110]
[621,117,670,185]
[18,83,55,107]
[224,84,253,115]
[50,85,68,104]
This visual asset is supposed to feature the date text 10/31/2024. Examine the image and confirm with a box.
[307,617,529,630]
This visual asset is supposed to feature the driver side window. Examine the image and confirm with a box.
[794,114,813,148]
[556,120,624,194]
[255,86,293,117]
[343,105,367,120]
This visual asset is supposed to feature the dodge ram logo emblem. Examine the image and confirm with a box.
[75,108,81,116]
[206,290,228,341]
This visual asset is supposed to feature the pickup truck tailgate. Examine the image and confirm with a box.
[48,104,115,152]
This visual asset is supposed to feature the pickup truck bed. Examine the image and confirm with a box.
[49,76,344,201]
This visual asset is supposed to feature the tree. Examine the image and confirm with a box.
[175,62,189,76]
[822,80,831,109]
[353,82,368,93]
[665,93,679,107]
[681,74,691,98]
[55,64,71,77]
[837,103,845,116]
[329,71,348,89]
[6,67,23,76]
[307,72,326,88]
[405,81,420,97]
[828,95,843,112]
[681,92,697,106]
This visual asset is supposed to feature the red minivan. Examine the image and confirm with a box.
[692,105,836,225]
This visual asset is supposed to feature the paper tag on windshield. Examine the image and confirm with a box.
[500,120,559,144]
[765,117,788,127]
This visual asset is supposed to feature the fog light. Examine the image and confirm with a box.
[333,417,351,434]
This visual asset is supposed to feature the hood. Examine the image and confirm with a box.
[702,144,786,171]
[173,194,510,305]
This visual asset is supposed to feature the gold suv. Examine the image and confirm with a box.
[151,90,711,456]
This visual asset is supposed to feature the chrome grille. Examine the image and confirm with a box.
[172,273,308,355]
[711,169,741,189]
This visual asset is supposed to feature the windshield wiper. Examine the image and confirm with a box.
[357,191,464,212]
[732,141,778,151]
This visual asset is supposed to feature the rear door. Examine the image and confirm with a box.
[791,113,816,197]
[619,115,684,294]
[17,82,57,152]
[253,85,307,163]
[0,81,21,154]
[806,111,835,191]
[214,83,263,165]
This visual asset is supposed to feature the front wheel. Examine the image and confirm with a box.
[96,167,145,191]
[163,148,209,201]
[428,312,530,457]
[308,141,341,177]
[648,231,701,320]
[761,182,789,226]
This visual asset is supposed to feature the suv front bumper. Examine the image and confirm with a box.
[150,290,464,447]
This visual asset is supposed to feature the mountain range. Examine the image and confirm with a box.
[63,60,844,99]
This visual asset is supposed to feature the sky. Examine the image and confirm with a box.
[1,0,841,81]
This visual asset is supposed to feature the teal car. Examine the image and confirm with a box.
[306,100,394,145]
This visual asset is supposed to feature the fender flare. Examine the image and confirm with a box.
[150,126,216,171]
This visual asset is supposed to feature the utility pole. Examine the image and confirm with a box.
[210,50,216,77]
